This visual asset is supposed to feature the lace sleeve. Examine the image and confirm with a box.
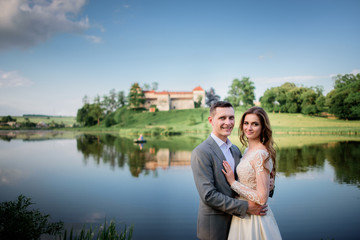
[230,150,272,205]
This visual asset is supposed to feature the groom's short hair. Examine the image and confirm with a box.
[210,101,233,116]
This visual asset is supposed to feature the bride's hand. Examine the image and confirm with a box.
[222,161,235,185]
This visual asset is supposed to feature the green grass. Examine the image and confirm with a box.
[107,108,360,135]
[3,108,360,135]
[109,108,210,136]
[266,112,360,134]
[61,220,133,240]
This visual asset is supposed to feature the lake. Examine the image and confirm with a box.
[0,131,359,240]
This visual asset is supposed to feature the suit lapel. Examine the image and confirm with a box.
[206,136,226,162]
[230,146,241,167]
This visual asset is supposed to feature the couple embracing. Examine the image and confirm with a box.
[191,101,282,240]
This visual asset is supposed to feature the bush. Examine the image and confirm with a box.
[0,195,64,240]
[105,115,116,127]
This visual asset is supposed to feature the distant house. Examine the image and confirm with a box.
[36,121,48,128]
[143,86,206,111]
[7,121,17,127]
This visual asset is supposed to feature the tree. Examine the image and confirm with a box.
[142,83,151,90]
[100,89,127,115]
[205,87,220,107]
[117,91,127,107]
[102,89,120,114]
[77,103,104,126]
[142,82,158,91]
[128,83,145,109]
[93,95,101,104]
[259,87,277,112]
[300,88,318,115]
[285,87,303,113]
[82,95,89,104]
[225,77,255,107]
[1,115,16,123]
[151,82,159,91]
[261,82,325,115]
[326,73,360,119]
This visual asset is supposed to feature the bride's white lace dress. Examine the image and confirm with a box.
[227,148,282,240]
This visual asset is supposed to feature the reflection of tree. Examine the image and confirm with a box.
[128,149,150,177]
[77,135,104,165]
[277,145,325,176]
[65,134,360,185]
[277,141,360,187]
[76,134,153,176]
[75,134,205,177]
[0,135,13,142]
[325,141,360,188]
[77,134,130,169]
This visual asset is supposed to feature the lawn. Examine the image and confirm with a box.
[2,108,360,135]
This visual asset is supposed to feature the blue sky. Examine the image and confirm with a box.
[0,0,359,116]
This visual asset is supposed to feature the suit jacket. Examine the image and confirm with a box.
[191,135,248,240]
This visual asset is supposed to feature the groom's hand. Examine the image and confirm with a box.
[246,201,268,216]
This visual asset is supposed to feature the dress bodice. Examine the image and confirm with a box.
[230,148,273,205]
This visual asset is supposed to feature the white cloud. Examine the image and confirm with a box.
[0,70,33,87]
[85,35,102,43]
[0,0,91,50]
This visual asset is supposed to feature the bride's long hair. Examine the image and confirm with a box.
[238,106,277,177]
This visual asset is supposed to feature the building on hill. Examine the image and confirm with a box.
[143,86,206,111]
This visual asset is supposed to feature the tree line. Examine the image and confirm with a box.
[224,73,359,120]
[76,73,360,127]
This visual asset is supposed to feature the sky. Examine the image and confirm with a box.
[0,0,359,116]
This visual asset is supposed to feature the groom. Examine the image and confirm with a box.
[191,101,268,240]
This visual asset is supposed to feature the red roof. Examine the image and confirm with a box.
[193,86,204,91]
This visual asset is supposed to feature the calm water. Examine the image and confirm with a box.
[0,132,360,240]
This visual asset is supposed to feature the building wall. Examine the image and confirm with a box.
[193,90,206,107]
[143,87,205,111]
[156,94,170,111]
[170,98,194,110]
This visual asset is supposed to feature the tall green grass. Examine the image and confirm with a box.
[61,220,133,240]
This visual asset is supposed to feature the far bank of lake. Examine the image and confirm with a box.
[2,109,360,135]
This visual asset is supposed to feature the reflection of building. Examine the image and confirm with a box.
[145,148,191,170]
[143,86,205,111]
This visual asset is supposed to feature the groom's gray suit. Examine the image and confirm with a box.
[191,135,248,240]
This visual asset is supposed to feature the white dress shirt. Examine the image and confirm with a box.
[210,133,235,171]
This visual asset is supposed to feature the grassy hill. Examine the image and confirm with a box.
[3,108,359,136]
[96,107,360,136]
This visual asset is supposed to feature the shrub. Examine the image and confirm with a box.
[0,195,64,240]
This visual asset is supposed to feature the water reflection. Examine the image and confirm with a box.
[1,132,359,186]
[73,134,360,187]
[277,141,360,187]
[326,141,360,187]
[75,134,205,177]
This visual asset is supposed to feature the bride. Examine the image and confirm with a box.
[222,106,282,240]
